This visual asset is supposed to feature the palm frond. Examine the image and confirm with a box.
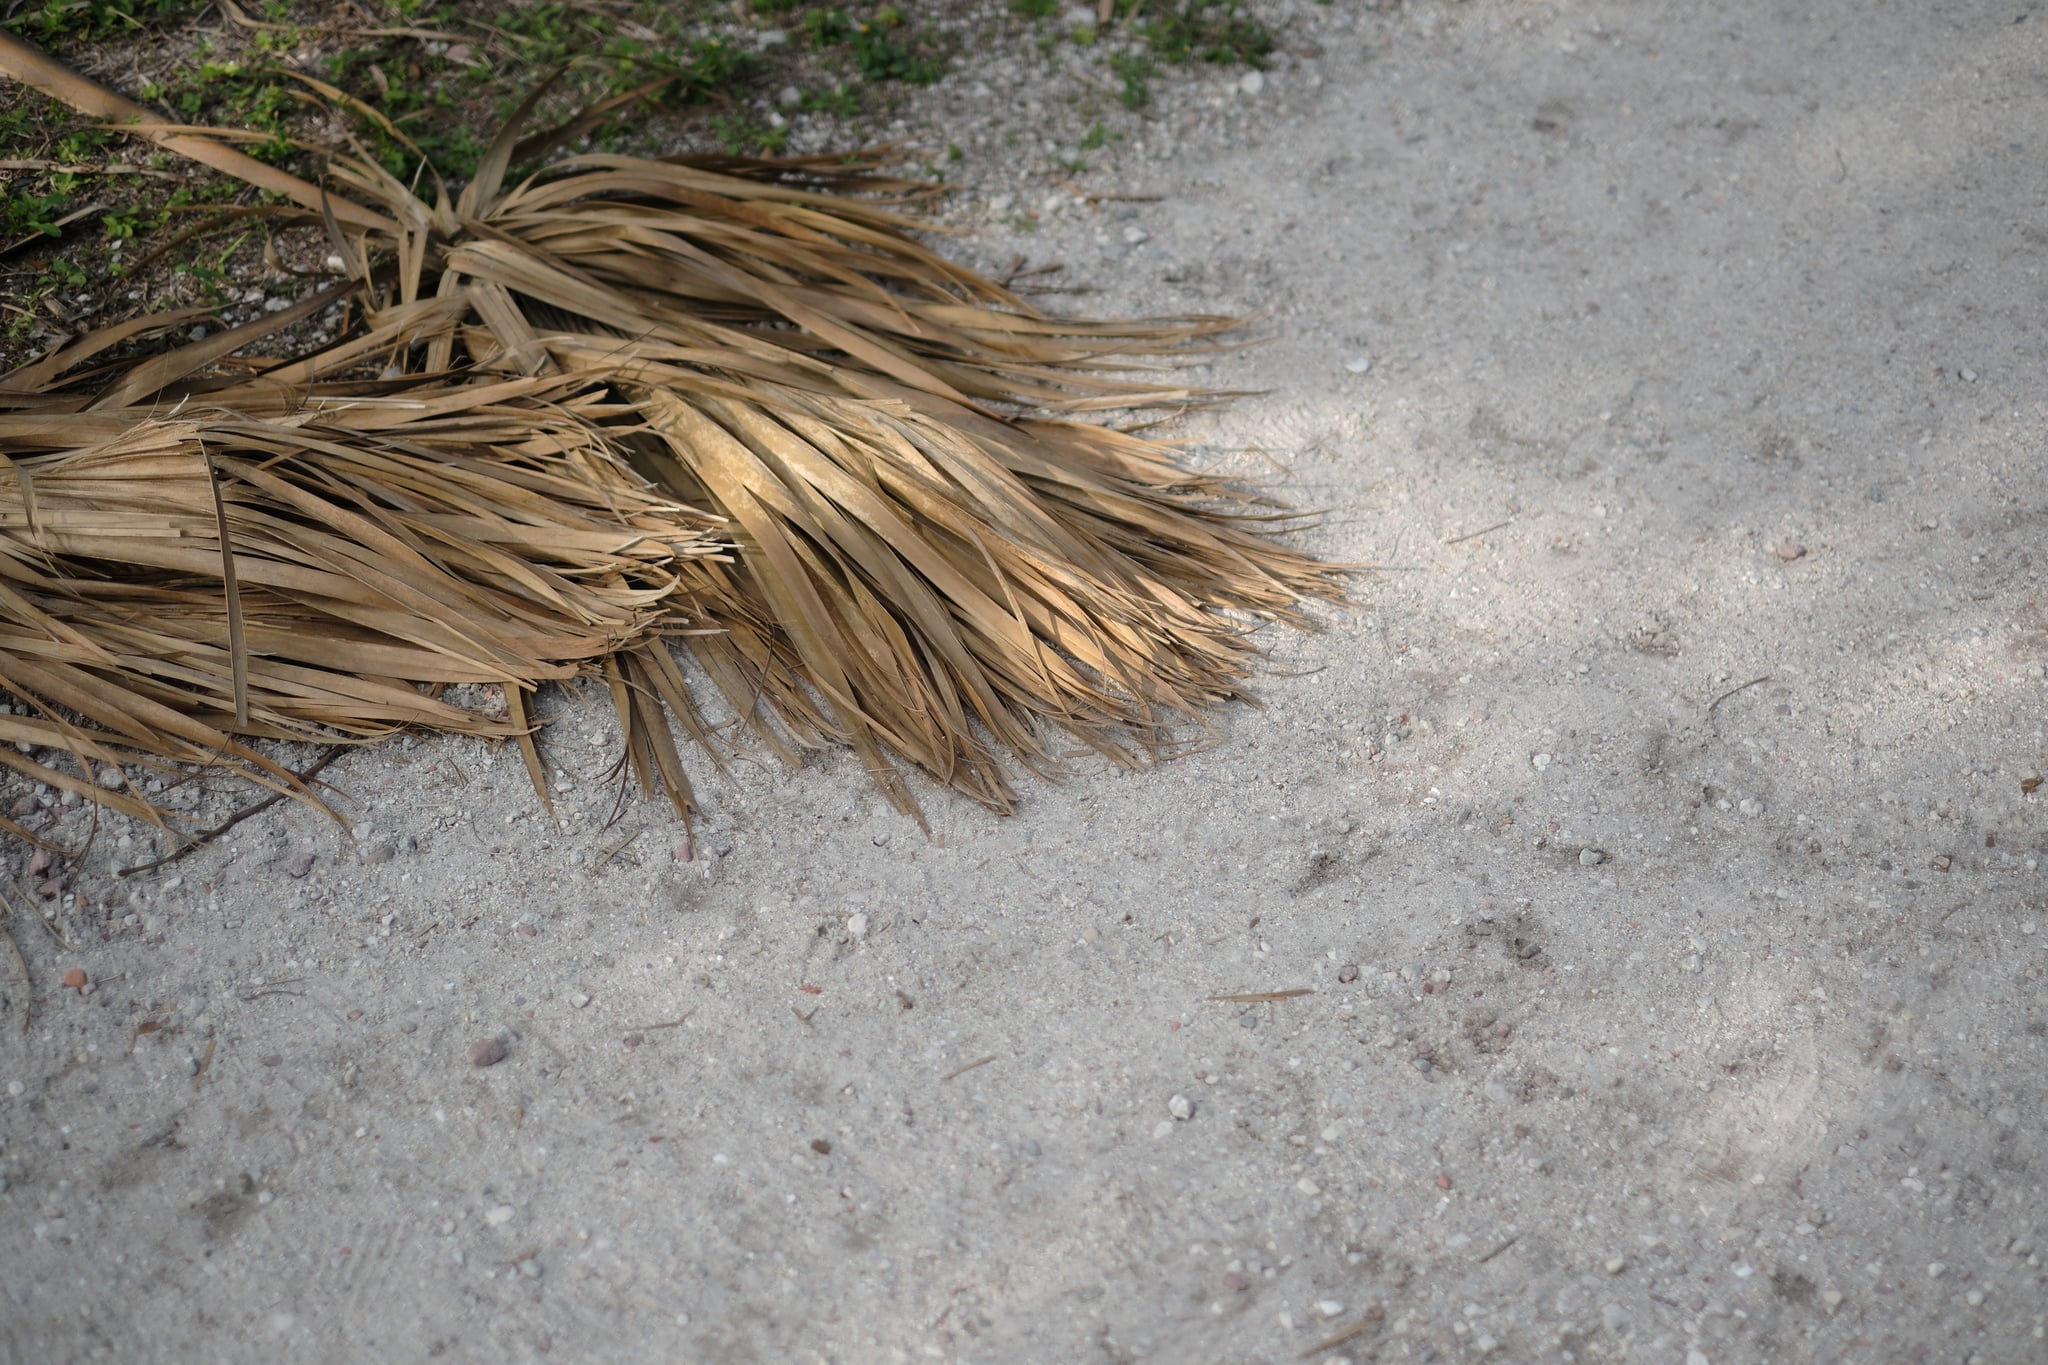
[0,35,1347,831]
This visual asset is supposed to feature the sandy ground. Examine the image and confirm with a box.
[5,2,2047,1361]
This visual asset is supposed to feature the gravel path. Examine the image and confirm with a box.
[3,2,2044,1361]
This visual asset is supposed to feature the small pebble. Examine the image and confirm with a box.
[1223,1272,1249,1292]
[260,1054,283,1067]
[1237,69,1265,96]
[286,853,315,879]
[467,1038,507,1067]
[570,992,592,1009]
[1168,1094,1194,1120]
[6,1080,23,1097]
[1337,963,1359,983]
[1315,1299,1345,1319]
[1296,1177,1321,1196]
[519,1259,543,1279]
[1344,355,1373,374]
[1927,1262,1945,1278]
[1531,752,1552,771]
[1737,798,1764,817]
[1123,226,1148,245]
[1775,542,1807,561]
[1578,847,1606,866]
[1601,1303,1630,1331]
[846,912,868,939]
[485,1204,515,1227]
[1687,1351,1710,1365]
[1604,1256,1627,1275]
[1435,1173,1453,1190]
[62,968,87,992]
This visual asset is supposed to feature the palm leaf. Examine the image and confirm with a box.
[0,36,1347,830]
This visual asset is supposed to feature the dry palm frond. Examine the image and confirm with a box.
[0,36,1347,831]
[0,357,724,821]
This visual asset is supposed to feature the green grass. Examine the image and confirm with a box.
[0,0,1279,361]
[1135,2,1272,67]
[3,0,199,44]
[800,6,946,85]
[710,113,789,156]
[140,61,297,162]
[1109,52,1154,108]
[802,83,861,118]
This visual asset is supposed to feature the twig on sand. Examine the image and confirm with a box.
[942,1055,996,1082]
[0,895,30,1034]
[594,828,642,871]
[1707,675,1772,716]
[1476,1234,1520,1264]
[1443,515,1516,545]
[117,746,348,877]
[1206,988,1314,1004]
[1298,1305,1385,1358]
[1052,176,1163,204]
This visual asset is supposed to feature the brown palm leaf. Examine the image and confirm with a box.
[0,36,1346,829]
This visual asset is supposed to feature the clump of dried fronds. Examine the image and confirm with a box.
[0,34,1345,834]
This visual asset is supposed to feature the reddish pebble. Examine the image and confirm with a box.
[1775,542,1807,562]
[61,967,87,991]
[1223,1273,1249,1292]
[28,848,52,876]
[1435,1173,1453,1190]
[810,1138,832,1155]
[347,1009,364,1021]
[467,1038,507,1067]
[515,923,537,937]
[260,1054,283,1067]
[1337,963,1360,984]
[622,1033,643,1049]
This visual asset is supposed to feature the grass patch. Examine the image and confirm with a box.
[1109,52,1154,108]
[1135,2,1272,67]
[4,0,200,44]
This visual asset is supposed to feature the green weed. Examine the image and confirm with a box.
[1109,52,1153,108]
[1136,2,1271,67]
[802,84,861,118]
[4,0,196,44]
[710,114,789,156]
